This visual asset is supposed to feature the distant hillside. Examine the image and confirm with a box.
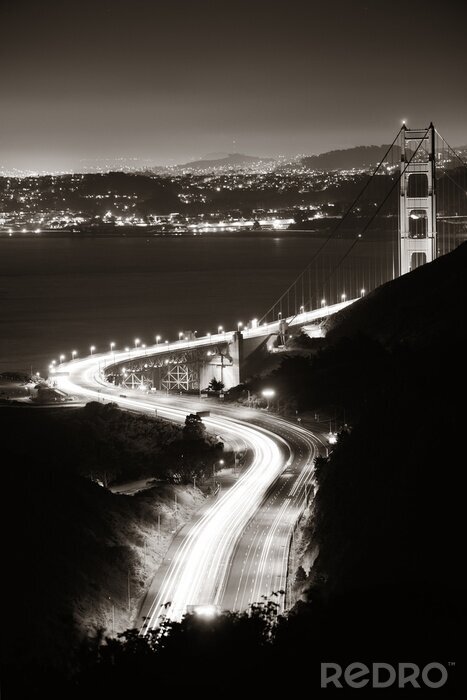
[301,144,401,171]
[176,152,274,171]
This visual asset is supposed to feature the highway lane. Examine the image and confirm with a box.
[220,419,321,613]
[54,354,324,627]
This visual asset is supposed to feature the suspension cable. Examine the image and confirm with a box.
[322,126,431,286]
[259,127,404,323]
[436,129,467,169]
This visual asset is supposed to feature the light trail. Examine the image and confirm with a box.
[54,333,328,629]
[55,354,294,628]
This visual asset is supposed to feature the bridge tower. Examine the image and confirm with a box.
[399,123,437,275]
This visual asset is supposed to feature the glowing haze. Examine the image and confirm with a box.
[1,0,466,173]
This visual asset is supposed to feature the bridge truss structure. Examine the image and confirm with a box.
[105,342,234,393]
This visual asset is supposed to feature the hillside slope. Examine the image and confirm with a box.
[325,241,467,347]
[289,244,467,644]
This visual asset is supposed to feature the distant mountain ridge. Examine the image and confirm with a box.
[175,153,274,172]
[301,145,402,171]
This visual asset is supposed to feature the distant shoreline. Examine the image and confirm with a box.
[0,227,333,239]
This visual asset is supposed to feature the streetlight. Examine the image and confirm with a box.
[71,350,77,360]
[361,288,366,297]
[59,354,65,363]
[341,293,346,302]
[179,332,184,341]
[90,345,96,355]
[218,325,223,334]
[321,298,326,308]
[134,338,140,348]
[213,459,224,488]
[237,321,243,331]
[155,335,161,344]
[262,388,275,410]
[110,341,115,356]
[300,305,304,314]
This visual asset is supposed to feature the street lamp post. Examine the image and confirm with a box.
[134,338,140,349]
[71,350,77,360]
[341,293,346,302]
[90,345,95,355]
[262,388,275,410]
[213,459,224,488]
[155,335,161,345]
[361,288,366,297]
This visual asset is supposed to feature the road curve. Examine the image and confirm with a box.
[54,353,323,627]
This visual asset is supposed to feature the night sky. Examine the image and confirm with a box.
[1,0,466,173]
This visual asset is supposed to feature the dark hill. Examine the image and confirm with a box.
[325,241,467,348]
[283,245,467,650]
[302,144,402,171]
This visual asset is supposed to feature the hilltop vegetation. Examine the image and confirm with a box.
[2,401,223,486]
[0,403,223,676]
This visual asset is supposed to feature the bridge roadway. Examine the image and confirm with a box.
[53,305,349,627]
[100,298,354,372]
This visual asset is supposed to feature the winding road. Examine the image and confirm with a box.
[54,347,326,629]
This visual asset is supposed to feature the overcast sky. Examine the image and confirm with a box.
[1,0,466,173]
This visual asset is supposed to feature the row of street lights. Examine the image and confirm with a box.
[276,290,366,320]
[54,291,368,369]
